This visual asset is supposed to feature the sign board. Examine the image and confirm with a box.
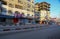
[14,13,24,18]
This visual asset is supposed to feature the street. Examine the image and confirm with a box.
[0,0,60,39]
[0,25,60,39]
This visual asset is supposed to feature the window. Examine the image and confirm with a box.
[22,13,24,15]
[27,4,31,8]
[2,1,7,5]
[35,12,40,16]
[27,14,30,16]
[15,11,20,16]
[0,18,6,22]
[15,5,23,9]
[2,7,7,12]
[0,1,1,4]
[12,0,14,1]
[8,10,13,15]
[32,1,34,3]
[0,6,2,13]
[18,0,23,4]
[1,7,7,15]
[32,15,33,16]
[27,9,30,11]
[32,10,34,12]
[18,0,21,2]
[29,20,31,23]
[21,13,25,17]
[9,4,14,8]
[27,0,30,2]
[15,11,24,17]
[15,11,19,14]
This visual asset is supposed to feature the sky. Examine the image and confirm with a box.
[35,0,60,18]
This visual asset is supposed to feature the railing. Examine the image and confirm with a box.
[0,24,41,31]
[0,24,59,34]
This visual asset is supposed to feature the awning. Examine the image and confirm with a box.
[0,14,35,19]
[0,14,27,19]
[0,14,14,18]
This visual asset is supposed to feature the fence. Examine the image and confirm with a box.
[0,24,44,32]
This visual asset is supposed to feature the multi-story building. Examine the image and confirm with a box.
[35,2,50,24]
[0,0,35,25]
[1,0,34,16]
[0,1,1,14]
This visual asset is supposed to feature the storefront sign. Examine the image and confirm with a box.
[14,13,18,18]
[14,13,23,18]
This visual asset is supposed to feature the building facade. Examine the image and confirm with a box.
[0,1,2,14]
[1,0,34,16]
[35,2,50,24]
[0,0,35,25]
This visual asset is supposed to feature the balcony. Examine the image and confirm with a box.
[2,4,8,8]
[15,4,23,9]
[15,1,23,7]
[1,1,7,5]
[18,3,23,6]
[8,3,14,8]
[2,0,8,2]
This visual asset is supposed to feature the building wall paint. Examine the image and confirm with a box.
[35,2,50,22]
[2,0,34,17]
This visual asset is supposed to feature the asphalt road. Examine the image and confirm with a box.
[0,25,60,39]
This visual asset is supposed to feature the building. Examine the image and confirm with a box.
[1,0,34,16]
[55,18,60,25]
[0,1,2,14]
[0,0,35,25]
[34,11,40,24]
[49,18,60,25]
[35,2,50,24]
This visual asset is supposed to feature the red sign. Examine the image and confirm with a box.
[13,18,18,24]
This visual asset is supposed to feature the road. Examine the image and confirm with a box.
[0,25,60,39]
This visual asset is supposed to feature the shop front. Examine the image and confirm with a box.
[0,18,6,25]
[0,14,14,26]
[0,12,35,26]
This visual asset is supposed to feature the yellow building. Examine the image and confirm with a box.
[35,2,50,24]
[1,0,34,17]
[0,1,2,13]
[0,0,35,25]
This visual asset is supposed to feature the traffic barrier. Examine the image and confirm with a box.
[15,28,21,30]
[0,25,40,32]
[0,24,49,32]
[3,29,10,31]
[0,24,58,35]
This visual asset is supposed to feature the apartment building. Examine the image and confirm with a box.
[1,0,34,16]
[0,0,35,25]
[35,2,50,24]
[0,1,2,14]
